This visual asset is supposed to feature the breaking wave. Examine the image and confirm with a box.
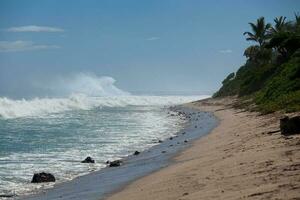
[0,95,209,119]
[0,73,209,119]
[46,73,130,96]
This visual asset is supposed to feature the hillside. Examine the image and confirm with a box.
[214,15,300,113]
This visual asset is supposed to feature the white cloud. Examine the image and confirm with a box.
[146,37,160,41]
[5,25,64,32]
[219,49,233,54]
[0,41,60,52]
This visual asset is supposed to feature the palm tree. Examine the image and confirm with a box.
[266,14,300,59]
[270,16,289,33]
[295,13,300,26]
[243,17,272,46]
[293,13,300,32]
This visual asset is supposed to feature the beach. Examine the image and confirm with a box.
[2,1,299,200]
[106,97,300,200]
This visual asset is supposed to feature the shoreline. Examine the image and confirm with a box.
[19,105,218,200]
[106,97,300,200]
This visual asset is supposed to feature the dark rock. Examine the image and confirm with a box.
[169,137,173,140]
[0,194,14,198]
[161,151,166,153]
[31,172,55,183]
[133,151,140,155]
[158,140,163,143]
[109,160,122,167]
[81,156,95,163]
[184,140,188,143]
[106,160,110,164]
[280,116,300,135]
[195,125,197,128]
[182,132,186,135]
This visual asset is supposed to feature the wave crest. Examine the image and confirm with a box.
[47,73,129,96]
[0,95,209,119]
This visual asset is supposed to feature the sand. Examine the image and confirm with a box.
[106,97,300,200]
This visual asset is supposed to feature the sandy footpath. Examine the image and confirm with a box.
[106,97,300,200]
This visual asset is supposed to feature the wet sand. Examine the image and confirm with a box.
[106,97,300,200]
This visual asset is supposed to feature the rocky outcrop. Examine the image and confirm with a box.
[133,151,140,155]
[280,116,300,135]
[109,160,122,167]
[31,172,55,183]
[81,156,95,163]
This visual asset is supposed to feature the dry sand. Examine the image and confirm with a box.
[106,97,300,200]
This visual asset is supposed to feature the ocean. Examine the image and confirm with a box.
[0,94,209,197]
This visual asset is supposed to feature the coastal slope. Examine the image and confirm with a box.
[106,97,300,200]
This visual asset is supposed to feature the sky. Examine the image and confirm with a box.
[0,0,299,98]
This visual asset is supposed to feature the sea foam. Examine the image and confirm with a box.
[47,73,130,97]
[0,95,209,119]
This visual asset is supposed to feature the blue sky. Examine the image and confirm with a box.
[0,0,299,98]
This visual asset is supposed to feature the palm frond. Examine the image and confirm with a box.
[246,38,257,42]
[243,31,254,37]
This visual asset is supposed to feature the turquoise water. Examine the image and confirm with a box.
[0,95,207,197]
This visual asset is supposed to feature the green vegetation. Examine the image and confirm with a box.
[214,14,300,113]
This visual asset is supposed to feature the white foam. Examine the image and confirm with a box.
[0,95,209,119]
[47,73,130,96]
